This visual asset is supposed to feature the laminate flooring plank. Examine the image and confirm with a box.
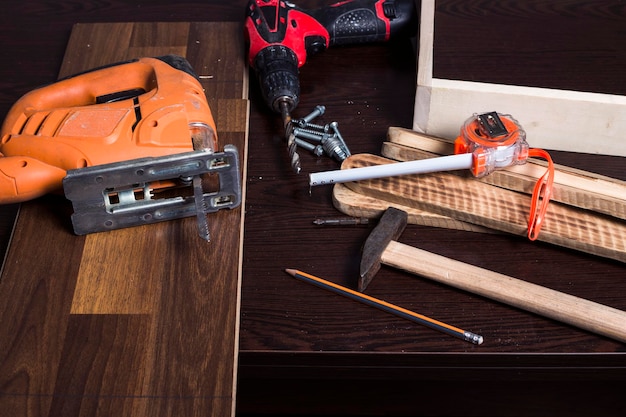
[61,23,135,76]
[0,22,247,417]
[143,216,242,416]
[0,203,18,272]
[127,22,191,60]
[48,314,153,417]
[71,227,167,315]
[129,22,191,47]
[187,22,249,137]
[0,197,84,417]
[187,22,248,101]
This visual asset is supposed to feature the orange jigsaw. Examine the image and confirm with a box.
[0,55,218,203]
[0,55,241,240]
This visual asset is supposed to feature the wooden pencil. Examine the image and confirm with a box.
[285,268,483,345]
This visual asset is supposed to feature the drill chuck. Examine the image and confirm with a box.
[254,45,300,114]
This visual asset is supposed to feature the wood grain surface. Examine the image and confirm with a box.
[384,127,626,219]
[0,22,248,417]
[341,153,626,262]
[2,1,626,416]
[332,182,494,233]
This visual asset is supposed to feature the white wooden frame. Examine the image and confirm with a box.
[413,0,626,157]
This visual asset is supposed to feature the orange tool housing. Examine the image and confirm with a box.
[0,55,218,204]
[454,112,529,178]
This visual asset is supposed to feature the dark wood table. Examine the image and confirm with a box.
[2,1,626,416]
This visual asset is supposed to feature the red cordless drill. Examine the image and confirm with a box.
[244,0,417,172]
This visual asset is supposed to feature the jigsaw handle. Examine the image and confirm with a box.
[3,62,154,123]
[0,155,66,203]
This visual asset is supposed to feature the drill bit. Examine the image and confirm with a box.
[287,131,301,173]
[279,99,301,174]
[313,217,369,226]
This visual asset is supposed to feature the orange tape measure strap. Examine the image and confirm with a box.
[527,148,554,240]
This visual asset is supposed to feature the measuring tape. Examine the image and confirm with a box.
[454,112,554,240]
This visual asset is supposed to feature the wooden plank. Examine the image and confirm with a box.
[48,314,153,416]
[341,154,626,263]
[187,22,248,102]
[385,127,626,220]
[0,203,18,272]
[0,22,248,417]
[0,196,85,417]
[381,239,626,344]
[61,23,135,76]
[71,227,166,314]
[332,183,493,233]
[414,1,626,157]
[334,125,626,233]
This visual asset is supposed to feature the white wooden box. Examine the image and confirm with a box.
[413,1,626,157]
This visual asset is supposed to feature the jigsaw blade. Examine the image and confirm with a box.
[192,175,210,241]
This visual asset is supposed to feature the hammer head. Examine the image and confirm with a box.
[359,207,408,291]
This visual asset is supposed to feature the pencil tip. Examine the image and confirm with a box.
[285,268,297,276]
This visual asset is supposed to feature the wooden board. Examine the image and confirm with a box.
[385,127,626,220]
[334,126,626,238]
[332,183,493,233]
[0,22,248,417]
[414,1,626,157]
[341,154,626,263]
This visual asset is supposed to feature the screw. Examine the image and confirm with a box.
[329,121,351,157]
[302,105,326,124]
[295,138,324,156]
[293,127,348,161]
[294,120,329,132]
[293,127,332,143]
[321,134,349,162]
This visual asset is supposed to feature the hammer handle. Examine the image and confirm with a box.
[383,240,626,343]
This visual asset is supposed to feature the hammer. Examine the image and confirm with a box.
[360,207,626,343]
